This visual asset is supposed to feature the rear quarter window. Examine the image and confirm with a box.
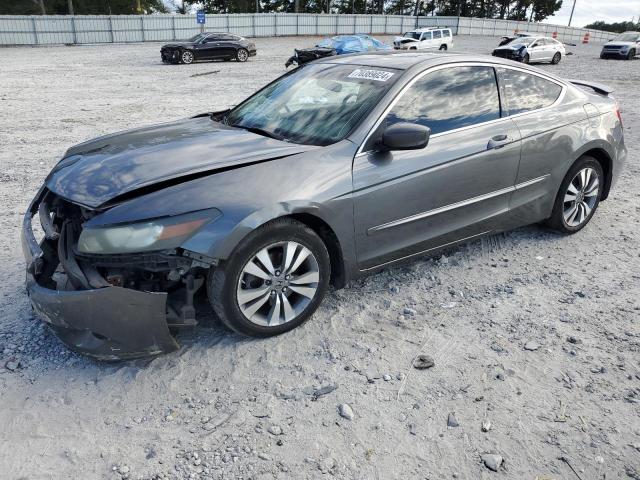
[500,68,563,115]
[433,30,442,39]
[443,30,452,37]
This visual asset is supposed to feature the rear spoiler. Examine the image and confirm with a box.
[567,79,614,96]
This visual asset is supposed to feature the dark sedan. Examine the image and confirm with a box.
[161,32,256,64]
[23,53,626,359]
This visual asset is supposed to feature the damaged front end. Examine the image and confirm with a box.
[21,188,213,360]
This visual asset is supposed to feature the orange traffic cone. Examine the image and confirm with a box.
[582,32,590,44]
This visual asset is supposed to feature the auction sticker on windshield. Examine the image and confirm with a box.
[348,69,395,82]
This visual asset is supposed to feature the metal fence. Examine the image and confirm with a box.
[0,14,617,46]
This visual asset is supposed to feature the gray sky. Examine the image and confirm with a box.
[547,0,639,27]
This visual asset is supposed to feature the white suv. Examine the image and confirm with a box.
[393,27,454,51]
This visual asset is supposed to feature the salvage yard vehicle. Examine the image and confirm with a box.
[600,31,640,60]
[160,32,257,64]
[492,35,565,64]
[394,27,453,51]
[497,31,534,46]
[22,52,626,359]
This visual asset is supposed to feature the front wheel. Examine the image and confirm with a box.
[522,53,530,64]
[628,49,636,60]
[236,48,249,62]
[180,50,194,64]
[208,218,330,337]
[545,156,603,234]
[551,52,561,64]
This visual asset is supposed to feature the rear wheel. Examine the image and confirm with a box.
[551,52,561,64]
[236,48,249,62]
[208,218,330,337]
[180,50,194,64]
[546,156,603,234]
[439,44,447,51]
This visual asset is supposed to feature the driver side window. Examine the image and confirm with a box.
[383,66,501,136]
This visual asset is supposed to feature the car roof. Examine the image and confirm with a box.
[411,27,450,32]
[316,50,543,71]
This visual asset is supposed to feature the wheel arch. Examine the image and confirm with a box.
[580,147,613,200]
[188,204,352,289]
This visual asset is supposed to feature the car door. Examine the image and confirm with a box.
[197,35,223,59]
[419,31,432,49]
[528,39,545,61]
[432,30,443,48]
[352,64,522,270]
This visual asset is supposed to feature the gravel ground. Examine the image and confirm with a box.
[0,35,639,480]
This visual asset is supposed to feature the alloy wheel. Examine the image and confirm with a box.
[181,50,194,64]
[236,241,320,327]
[562,167,600,227]
[237,49,248,62]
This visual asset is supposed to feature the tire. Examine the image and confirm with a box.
[208,218,331,337]
[551,52,561,64]
[628,49,636,60]
[180,50,194,64]
[522,53,530,64]
[439,44,447,51]
[236,48,249,62]
[545,155,604,234]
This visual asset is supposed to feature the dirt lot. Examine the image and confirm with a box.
[0,35,638,480]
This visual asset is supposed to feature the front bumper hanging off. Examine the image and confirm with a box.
[21,190,180,360]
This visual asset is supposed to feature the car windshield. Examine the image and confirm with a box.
[224,63,400,146]
[508,37,533,46]
[404,32,421,40]
[188,33,206,42]
[614,33,639,42]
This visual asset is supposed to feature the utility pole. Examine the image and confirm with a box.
[35,0,46,14]
[67,0,74,15]
[568,0,577,26]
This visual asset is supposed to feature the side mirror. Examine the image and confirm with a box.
[377,123,430,152]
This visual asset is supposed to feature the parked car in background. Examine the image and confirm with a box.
[22,52,625,359]
[600,31,640,60]
[498,31,534,46]
[161,32,256,64]
[492,36,565,64]
[394,27,453,51]
[316,34,391,54]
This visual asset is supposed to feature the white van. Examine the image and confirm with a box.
[393,27,454,51]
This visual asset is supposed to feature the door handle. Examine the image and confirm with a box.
[487,134,509,150]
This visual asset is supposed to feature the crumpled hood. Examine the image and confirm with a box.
[161,42,194,49]
[46,117,315,208]
[394,37,419,44]
[494,44,527,51]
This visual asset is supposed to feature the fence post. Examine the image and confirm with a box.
[140,16,145,42]
[384,14,387,34]
[172,15,176,40]
[274,13,277,36]
[32,17,38,45]
[70,16,77,44]
[353,14,356,34]
[226,14,230,33]
[315,14,318,35]
[253,13,256,37]
[108,15,114,42]
[335,14,338,35]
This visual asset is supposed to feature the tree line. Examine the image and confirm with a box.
[3,0,563,21]
[583,20,639,34]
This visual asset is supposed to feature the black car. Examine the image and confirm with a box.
[161,32,257,64]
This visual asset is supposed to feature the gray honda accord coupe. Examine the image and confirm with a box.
[22,52,626,359]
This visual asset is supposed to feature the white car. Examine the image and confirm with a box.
[492,36,566,64]
[600,31,640,60]
[393,27,454,51]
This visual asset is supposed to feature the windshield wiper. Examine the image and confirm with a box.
[232,123,286,142]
